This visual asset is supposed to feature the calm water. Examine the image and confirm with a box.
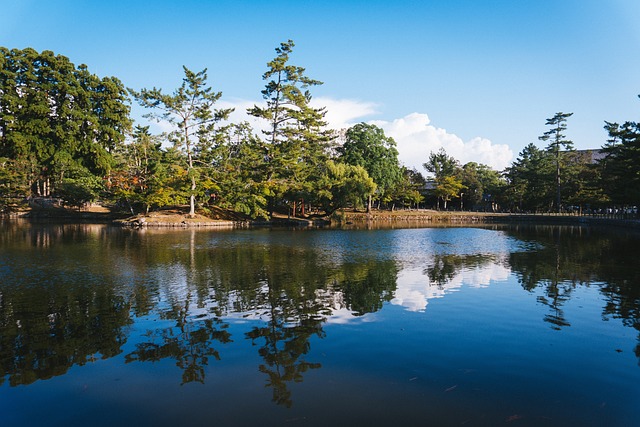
[0,221,639,426]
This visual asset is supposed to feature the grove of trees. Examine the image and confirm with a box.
[1,44,639,217]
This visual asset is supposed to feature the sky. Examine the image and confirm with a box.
[2,0,640,172]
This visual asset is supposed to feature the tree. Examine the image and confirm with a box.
[209,122,272,219]
[460,162,505,211]
[539,112,574,212]
[564,150,609,212]
[388,167,425,210]
[423,148,464,210]
[601,108,640,207]
[0,47,131,198]
[108,125,182,214]
[504,143,553,211]
[339,123,402,212]
[315,160,376,214]
[248,40,332,216]
[130,67,232,217]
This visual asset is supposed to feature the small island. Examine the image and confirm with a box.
[1,45,638,225]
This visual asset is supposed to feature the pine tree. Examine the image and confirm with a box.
[539,112,574,212]
[248,40,332,216]
[131,67,232,217]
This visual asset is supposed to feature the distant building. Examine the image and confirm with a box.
[573,149,606,164]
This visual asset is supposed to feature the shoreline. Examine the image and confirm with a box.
[4,207,640,230]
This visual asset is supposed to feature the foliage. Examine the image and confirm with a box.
[0,47,131,197]
[1,44,639,217]
[504,143,553,211]
[209,122,271,219]
[423,148,464,209]
[130,66,232,216]
[339,123,402,211]
[601,109,640,206]
[57,175,103,208]
[388,167,425,209]
[460,162,505,211]
[316,160,376,214]
[538,112,574,212]
[248,40,332,216]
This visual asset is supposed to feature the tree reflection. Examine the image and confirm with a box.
[0,282,132,386]
[246,310,323,407]
[237,246,330,407]
[507,225,640,356]
[423,253,500,289]
[125,291,232,385]
[335,259,399,315]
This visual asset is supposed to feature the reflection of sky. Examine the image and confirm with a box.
[385,228,516,312]
[392,258,511,312]
[141,228,523,322]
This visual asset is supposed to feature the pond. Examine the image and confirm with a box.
[0,221,639,426]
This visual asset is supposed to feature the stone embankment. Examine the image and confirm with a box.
[337,211,505,224]
[336,211,640,229]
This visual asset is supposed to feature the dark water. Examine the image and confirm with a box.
[0,221,639,426]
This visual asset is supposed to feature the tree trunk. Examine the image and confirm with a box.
[190,179,196,217]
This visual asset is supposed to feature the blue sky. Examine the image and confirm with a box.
[2,0,639,171]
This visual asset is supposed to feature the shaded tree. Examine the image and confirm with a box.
[460,162,505,211]
[504,143,553,211]
[601,106,640,208]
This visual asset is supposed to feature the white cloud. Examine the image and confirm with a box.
[371,113,513,172]
[310,97,379,130]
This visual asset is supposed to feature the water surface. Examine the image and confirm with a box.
[0,221,638,426]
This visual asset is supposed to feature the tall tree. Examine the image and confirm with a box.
[339,123,402,212]
[248,40,332,216]
[539,112,574,212]
[131,67,232,217]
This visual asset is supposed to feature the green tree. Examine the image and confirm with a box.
[423,148,464,210]
[388,167,425,210]
[539,112,574,212]
[563,150,609,212]
[130,67,232,217]
[315,160,376,214]
[0,47,131,198]
[339,123,402,212]
[108,125,180,214]
[601,111,640,207]
[210,122,271,219]
[461,162,505,211]
[248,40,332,216]
[504,143,553,211]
